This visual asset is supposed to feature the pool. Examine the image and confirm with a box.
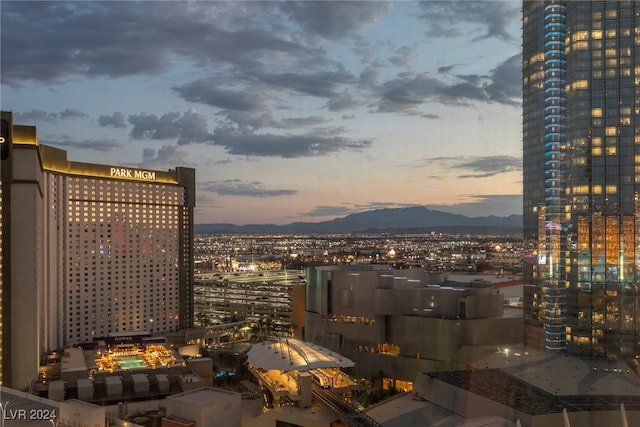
[118,356,146,369]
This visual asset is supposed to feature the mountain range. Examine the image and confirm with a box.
[195,206,522,235]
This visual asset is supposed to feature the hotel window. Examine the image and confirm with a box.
[606,69,618,78]
[573,41,588,50]
[572,80,588,90]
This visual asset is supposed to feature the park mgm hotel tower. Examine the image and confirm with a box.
[0,111,195,389]
[522,1,640,359]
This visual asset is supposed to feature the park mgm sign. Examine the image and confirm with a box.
[110,167,158,181]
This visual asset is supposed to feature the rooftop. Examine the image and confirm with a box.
[168,387,239,405]
[421,345,640,416]
[247,338,354,372]
[425,369,640,416]
[471,345,640,396]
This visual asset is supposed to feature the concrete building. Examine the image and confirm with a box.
[194,270,306,338]
[522,1,640,357]
[304,266,522,387]
[0,111,195,389]
[164,387,242,427]
[412,346,640,427]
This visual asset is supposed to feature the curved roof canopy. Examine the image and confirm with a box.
[247,338,354,372]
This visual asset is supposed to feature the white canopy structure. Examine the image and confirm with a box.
[247,338,354,372]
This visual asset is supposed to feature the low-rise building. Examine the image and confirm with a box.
[305,266,522,387]
[194,271,306,338]
[164,387,242,427]
[412,346,640,427]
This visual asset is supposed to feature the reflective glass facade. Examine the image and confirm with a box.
[523,0,640,358]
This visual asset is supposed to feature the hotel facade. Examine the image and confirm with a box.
[305,266,522,387]
[522,1,640,357]
[1,111,196,389]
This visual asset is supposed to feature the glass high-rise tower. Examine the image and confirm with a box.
[523,0,639,358]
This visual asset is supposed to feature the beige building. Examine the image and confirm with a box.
[305,266,522,386]
[413,346,640,427]
[0,111,195,389]
[164,387,242,427]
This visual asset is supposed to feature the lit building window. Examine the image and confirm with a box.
[572,80,588,90]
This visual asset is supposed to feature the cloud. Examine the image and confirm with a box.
[376,74,442,112]
[215,111,330,133]
[280,116,330,128]
[16,109,88,123]
[325,93,359,112]
[1,2,306,86]
[15,110,59,124]
[437,65,456,74]
[277,1,392,40]
[456,74,485,86]
[439,81,488,102]
[59,108,88,120]
[375,54,521,113]
[129,109,213,145]
[217,111,277,133]
[484,54,522,105]
[426,155,521,178]
[457,155,521,178]
[211,127,372,158]
[202,180,297,198]
[359,65,380,86]
[174,80,266,112]
[140,144,189,168]
[417,1,519,42]
[41,138,122,152]
[376,73,493,112]
[98,112,127,128]
[254,69,355,98]
[388,46,415,67]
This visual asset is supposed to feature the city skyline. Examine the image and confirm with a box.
[1,1,523,225]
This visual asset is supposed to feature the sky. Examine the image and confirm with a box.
[1,1,523,225]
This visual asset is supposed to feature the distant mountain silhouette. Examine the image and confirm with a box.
[195,206,522,235]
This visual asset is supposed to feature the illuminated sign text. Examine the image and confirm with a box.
[110,167,156,180]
